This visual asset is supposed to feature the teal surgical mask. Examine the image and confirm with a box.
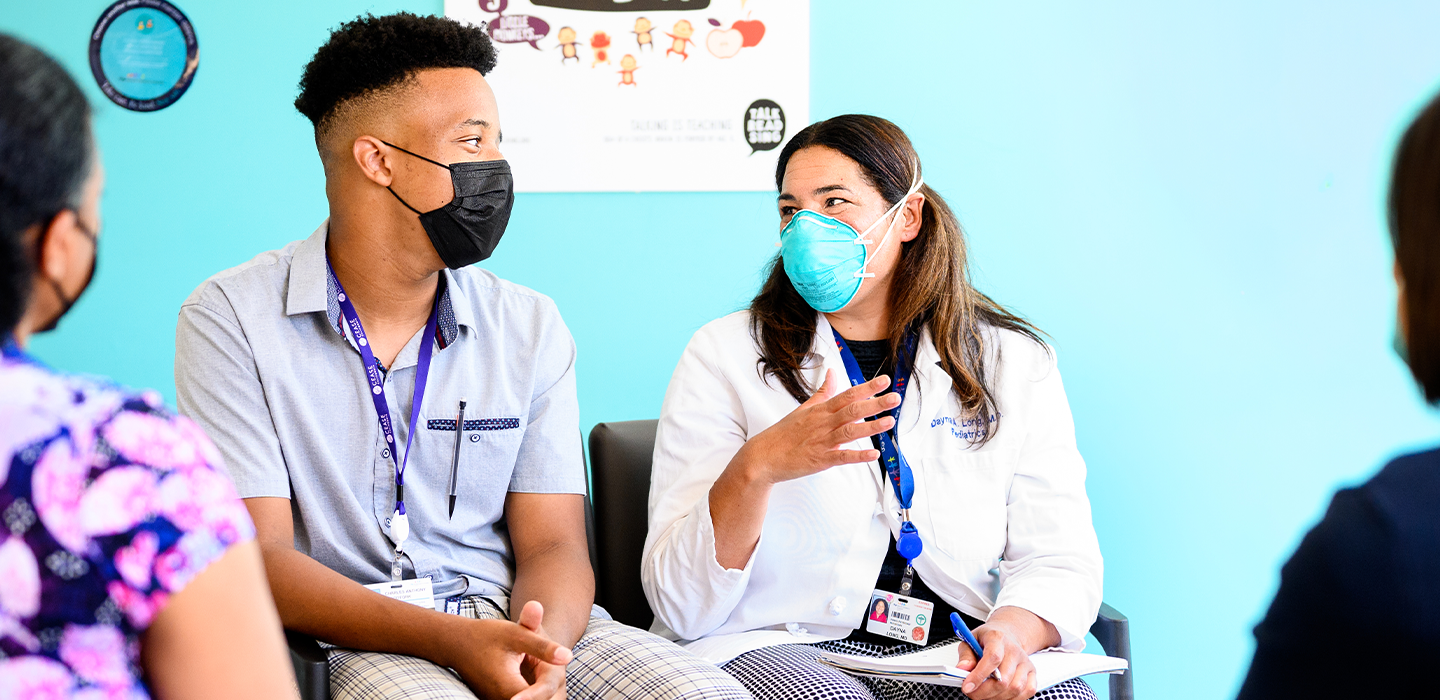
[779,176,924,313]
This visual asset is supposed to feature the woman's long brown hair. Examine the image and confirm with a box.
[750,115,1044,445]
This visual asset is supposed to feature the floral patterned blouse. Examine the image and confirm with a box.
[0,344,256,698]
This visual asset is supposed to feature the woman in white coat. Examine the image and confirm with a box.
[642,115,1103,700]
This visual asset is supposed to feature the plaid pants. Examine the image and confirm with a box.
[327,596,752,700]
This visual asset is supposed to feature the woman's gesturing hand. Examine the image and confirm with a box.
[734,369,900,484]
[709,369,901,570]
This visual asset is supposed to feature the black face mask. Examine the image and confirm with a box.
[381,140,515,269]
[37,212,98,333]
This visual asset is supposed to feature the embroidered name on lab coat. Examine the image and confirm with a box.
[930,412,1001,440]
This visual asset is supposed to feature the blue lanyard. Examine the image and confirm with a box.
[832,327,925,566]
[328,263,440,517]
[1,337,43,368]
[1,337,24,361]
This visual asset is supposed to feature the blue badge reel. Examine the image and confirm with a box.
[89,0,198,112]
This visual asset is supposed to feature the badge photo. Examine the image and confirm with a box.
[866,594,891,628]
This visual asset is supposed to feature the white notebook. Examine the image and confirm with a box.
[818,645,1128,691]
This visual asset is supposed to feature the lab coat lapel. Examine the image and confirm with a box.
[899,326,952,442]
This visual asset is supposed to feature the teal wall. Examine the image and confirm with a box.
[7,2,1440,698]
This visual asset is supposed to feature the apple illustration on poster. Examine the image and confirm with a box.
[706,27,743,58]
[706,17,765,59]
[733,18,765,47]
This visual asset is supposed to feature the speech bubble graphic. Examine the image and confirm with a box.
[745,99,785,154]
[487,12,550,49]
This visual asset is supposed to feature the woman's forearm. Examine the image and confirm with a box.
[708,446,776,570]
[987,606,1061,653]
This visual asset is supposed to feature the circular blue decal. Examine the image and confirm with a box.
[89,0,197,112]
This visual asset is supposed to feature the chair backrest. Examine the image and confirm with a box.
[588,419,660,629]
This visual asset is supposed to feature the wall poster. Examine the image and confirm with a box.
[444,0,809,193]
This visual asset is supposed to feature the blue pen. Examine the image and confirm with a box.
[950,612,1004,684]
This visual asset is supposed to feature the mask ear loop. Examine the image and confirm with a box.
[380,139,453,216]
[387,186,425,215]
[853,175,925,280]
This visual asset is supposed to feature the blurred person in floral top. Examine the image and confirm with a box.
[0,34,294,699]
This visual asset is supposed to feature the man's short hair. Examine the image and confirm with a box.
[0,34,93,334]
[294,12,498,139]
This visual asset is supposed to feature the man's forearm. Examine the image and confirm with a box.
[509,544,594,647]
[261,544,465,666]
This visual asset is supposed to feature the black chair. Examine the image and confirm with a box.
[287,630,328,700]
[590,419,1135,700]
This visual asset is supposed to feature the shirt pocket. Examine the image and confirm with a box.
[420,416,525,525]
[909,448,1016,564]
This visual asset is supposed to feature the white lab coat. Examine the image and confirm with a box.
[641,311,1102,664]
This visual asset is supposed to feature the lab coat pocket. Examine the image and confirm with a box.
[910,449,1016,563]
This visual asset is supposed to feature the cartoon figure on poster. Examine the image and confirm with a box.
[443,0,810,192]
[868,597,889,624]
[556,26,580,63]
[591,31,611,66]
[632,17,654,51]
[665,19,695,61]
[617,54,639,86]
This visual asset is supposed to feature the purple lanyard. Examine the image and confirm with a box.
[328,263,440,516]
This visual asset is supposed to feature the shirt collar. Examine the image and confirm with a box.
[440,268,474,339]
[287,219,463,348]
[284,221,331,317]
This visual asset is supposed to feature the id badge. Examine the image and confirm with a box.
[364,576,435,609]
[864,589,934,646]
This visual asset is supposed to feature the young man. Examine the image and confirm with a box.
[175,13,750,700]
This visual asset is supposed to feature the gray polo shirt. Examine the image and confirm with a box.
[175,222,585,599]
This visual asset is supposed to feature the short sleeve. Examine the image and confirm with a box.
[92,400,257,629]
[506,298,585,494]
[175,295,291,498]
[3,336,256,695]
